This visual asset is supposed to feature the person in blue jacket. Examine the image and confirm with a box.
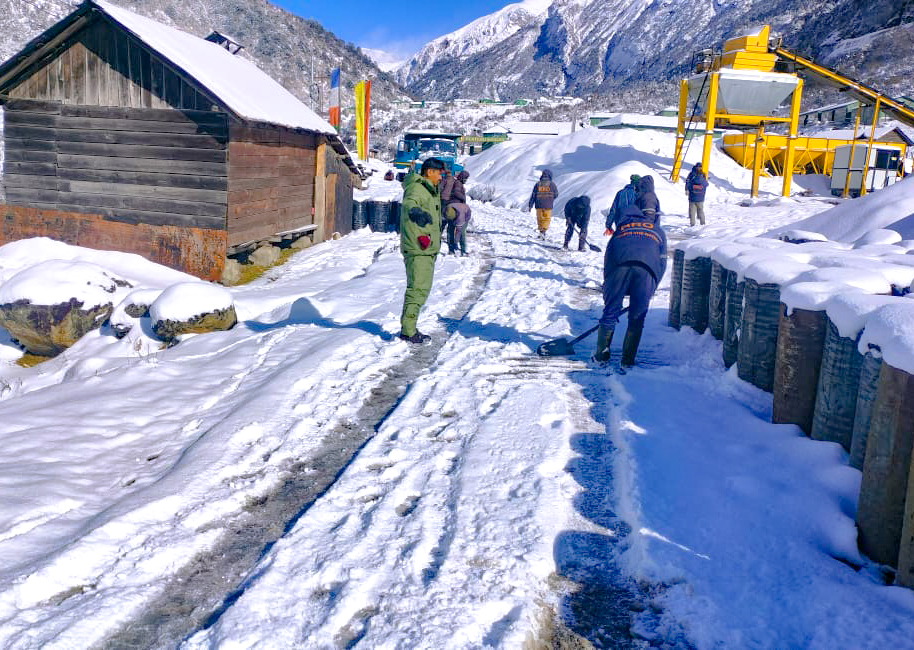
[685,162,708,226]
[604,174,640,235]
[594,200,667,367]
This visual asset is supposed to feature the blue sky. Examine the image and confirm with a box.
[274,0,515,59]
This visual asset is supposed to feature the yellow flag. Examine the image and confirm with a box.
[354,80,371,160]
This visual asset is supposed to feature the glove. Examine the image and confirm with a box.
[418,235,431,250]
[409,207,433,227]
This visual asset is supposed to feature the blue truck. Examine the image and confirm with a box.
[393,130,463,179]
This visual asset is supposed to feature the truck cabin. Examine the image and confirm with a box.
[395,132,463,179]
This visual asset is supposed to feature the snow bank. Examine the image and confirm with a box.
[859,302,914,374]
[825,293,908,339]
[769,175,914,242]
[149,282,234,323]
[0,260,130,308]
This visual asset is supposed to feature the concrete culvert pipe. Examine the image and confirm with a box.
[352,200,369,229]
[389,201,401,233]
[680,255,712,334]
[723,269,744,368]
[668,248,684,330]
[850,349,884,470]
[736,258,817,393]
[856,360,914,569]
[810,318,864,451]
[367,201,391,233]
[737,278,783,392]
[708,261,728,340]
[772,301,828,435]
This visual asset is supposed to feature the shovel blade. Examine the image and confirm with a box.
[536,337,576,356]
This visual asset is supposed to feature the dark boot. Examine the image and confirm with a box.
[593,325,615,363]
[621,320,644,367]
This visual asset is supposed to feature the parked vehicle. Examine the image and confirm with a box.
[394,130,463,179]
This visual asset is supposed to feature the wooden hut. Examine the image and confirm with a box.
[0,0,360,281]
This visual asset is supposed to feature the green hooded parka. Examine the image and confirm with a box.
[399,172,442,336]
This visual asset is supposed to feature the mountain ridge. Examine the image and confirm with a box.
[398,0,914,107]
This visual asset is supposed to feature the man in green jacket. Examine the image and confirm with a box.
[398,157,445,343]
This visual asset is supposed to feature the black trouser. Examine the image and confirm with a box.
[564,215,589,250]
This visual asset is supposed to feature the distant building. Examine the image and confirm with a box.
[596,113,722,138]
[588,112,617,126]
[806,124,914,148]
[799,100,896,129]
[494,121,574,136]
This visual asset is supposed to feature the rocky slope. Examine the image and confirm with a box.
[0,0,409,126]
[398,0,914,108]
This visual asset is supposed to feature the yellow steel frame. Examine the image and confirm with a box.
[773,46,914,128]
[672,27,914,197]
[671,79,690,182]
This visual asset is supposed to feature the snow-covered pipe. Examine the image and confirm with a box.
[856,359,914,569]
[723,270,744,368]
[850,349,883,471]
[674,239,730,334]
[680,256,712,334]
[855,301,914,570]
[771,283,836,434]
[811,317,865,451]
[711,243,757,367]
[814,293,907,458]
[736,259,817,392]
[708,261,727,340]
[668,249,684,330]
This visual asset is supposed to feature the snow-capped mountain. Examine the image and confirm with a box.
[397,0,914,105]
[0,0,409,119]
[360,47,408,73]
[395,0,551,86]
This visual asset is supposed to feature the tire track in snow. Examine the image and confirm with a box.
[178,205,650,648]
[97,237,496,650]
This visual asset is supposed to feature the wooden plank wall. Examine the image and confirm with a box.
[7,18,214,112]
[227,124,316,247]
[3,99,229,230]
[325,140,355,237]
[0,204,227,281]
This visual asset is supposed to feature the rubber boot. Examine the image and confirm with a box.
[593,325,615,363]
[621,320,644,368]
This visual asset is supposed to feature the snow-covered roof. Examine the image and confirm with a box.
[806,124,913,145]
[597,114,712,130]
[801,99,859,114]
[91,0,336,134]
[498,121,574,136]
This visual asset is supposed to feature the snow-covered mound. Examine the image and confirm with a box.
[462,126,830,236]
[770,176,914,242]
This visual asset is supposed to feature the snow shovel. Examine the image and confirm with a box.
[575,227,602,253]
[536,306,629,356]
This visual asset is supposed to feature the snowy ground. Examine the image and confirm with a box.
[2,128,914,648]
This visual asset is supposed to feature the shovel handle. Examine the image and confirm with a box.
[570,306,630,346]
[574,226,602,252]
[568,323,600,346]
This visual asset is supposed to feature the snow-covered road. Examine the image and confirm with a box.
[0,203,645,648]
[4,193,914,649]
